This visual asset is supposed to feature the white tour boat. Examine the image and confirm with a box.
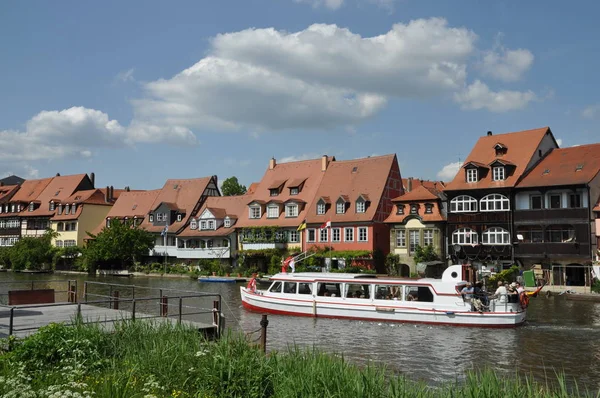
[240,265,527,328]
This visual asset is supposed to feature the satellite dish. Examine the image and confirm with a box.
[453,244,461,252]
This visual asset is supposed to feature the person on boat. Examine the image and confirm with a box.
[474,281,488,307]
[494,281,507,303]
[461,282,474,300]
[507,283,519,303]
[515,281,525,295]
[407,293,417,301]
[247,274,257,293]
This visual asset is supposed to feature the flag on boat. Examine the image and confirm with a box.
[320,220,331,229]
[289,257,296,273]
[281,256,295,273]
[297,220,307,231]
[161,223,169,237]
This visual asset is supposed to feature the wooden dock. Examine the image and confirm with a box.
[0,303,217,338]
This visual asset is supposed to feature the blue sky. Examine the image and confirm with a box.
[1,0,599,190]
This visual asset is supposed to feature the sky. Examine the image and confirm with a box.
[1,0,599,190]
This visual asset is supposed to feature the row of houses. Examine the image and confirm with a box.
[1,127,599,284]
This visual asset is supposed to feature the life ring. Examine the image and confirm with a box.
[519,292,529,309]
[247,277,257,293]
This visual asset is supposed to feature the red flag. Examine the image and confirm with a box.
[320,220,331,229]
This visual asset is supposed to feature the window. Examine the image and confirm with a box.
[319,228,328,242]
[466,168,478,183]
[290,187,299,195]
[492,166,505,181]
[410,204,418,214]
[336,201,345,214]
[267,205,279,218]
[480,194,510,211]
[207,220,215,230]
[269,282,282,293]
[10,204,15,213]
[423,229,434,246]
[409,230,420,253]
[65,205,70,214]
[283,282,297,294]
[405,286,434,302]
[269,189,279,197]
[149,214,154,222]
[331,228,341,242]
[224,219,231,228]
[49,201,55,211]
[482,227,510,245]
[7,219,19,228]
[306,228,316,242]
[177,214,182,222]
[450,196,478,212]
[517,226,543,243]
[452,228,478,245]
[55,240,63,248]
[358,227,368,242]
[317,282,341,297]
[298,283,312,295]
[288,230,299,243]
[57,222,64,232]
[198,220,206,230]
[57,204,62,215]
[396,205,404,215]
[344,227,354,242]
[530,195,542,210]
[396,230,406,247]
[64,240,76,247]
[546,225,575,242]
[28,202,34,212]
[569,194,581,208]
[549,194,561,209]
[250,206,261,219]
[425,204,433,214]
[71,204,76,215]
[317,202,326,215]
[356,201,366,213]
[285,204,298,218]
[374,284,401,300]
[190,219,197,230]
[346,283,370,299]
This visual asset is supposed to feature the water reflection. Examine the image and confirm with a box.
[2,273,600,390]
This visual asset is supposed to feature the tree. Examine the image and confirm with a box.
[9,230,58,271]
[85,220,155,269]
[413,245,438,265]
[221,176,247,196]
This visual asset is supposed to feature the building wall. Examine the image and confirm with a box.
[77,205,112,246]
[305,224,375,252]
[524,133,559,172]
[21,219,48,238]
[389,218,444,274]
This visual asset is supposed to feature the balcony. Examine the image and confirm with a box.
[0,228,21,235]
[150,246,179,257]
[450,244,513,259]
[176,247,231,259]
[447,211,511,224]
[241,242,286,250]
[514,208,589,224]
[514,242,591,258]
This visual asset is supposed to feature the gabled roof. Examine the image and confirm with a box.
[445,127,555,191]
[517,143,600,188]
[392,185,440,202]
[0,175,25,186]
[0,185,20,203]
[306,154,396,223]
[268,180,287,190]
[489,159,515,167]
[246,182,259,194]
[20,174,91,217]
[140,177,214,233]
[287,178,307,188]
[317,196,331,204]
[236,156,332,228]
[402,178,446,192]
[463,161,489,169]
[337,195,350,203]
[10,177,53,203]
[180,195,248,237]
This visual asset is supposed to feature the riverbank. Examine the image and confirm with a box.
[0,321,593,398]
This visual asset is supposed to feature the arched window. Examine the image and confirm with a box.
[480,194,510,211]
[482,227,511,245]
[450,196,478,213]
[452,228,478,245]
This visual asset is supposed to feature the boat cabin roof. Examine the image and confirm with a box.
[270,272,377,281]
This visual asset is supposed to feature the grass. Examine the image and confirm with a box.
[0,321,597,398]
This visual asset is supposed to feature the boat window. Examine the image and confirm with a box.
[298,283,313,295]
[346,283,370,299]
[283,282,297,294]
[269,282,282,293]
[405,285,434,302]
[317,282,341,297]
[374,284,402,300]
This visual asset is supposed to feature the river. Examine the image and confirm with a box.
[2,272,600,390]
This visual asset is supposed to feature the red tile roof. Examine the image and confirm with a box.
[246,182,259,194]
[50,189,120,221]
[517,143,600,188]
[140,177,214,233]
[180,195,248,237]
[392,185,439,202]
[444,127,556,191]
[20,174,91,217]
[385,186,445,224]
[10,177,53,203]
[0,185,20,203]
[402,178,446,192]
[237,156,332,228]
[594,203,600,213]
[306,154,397,224]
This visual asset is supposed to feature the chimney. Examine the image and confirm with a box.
[125,186,130,192]
[407,177,413,192]
[105,186,110,203]
[269,157,276,170]
[110,186,114,202]
[56,173,61,177]
[487,131,493,136]
[321,155,328,172]
[90,172,95,188]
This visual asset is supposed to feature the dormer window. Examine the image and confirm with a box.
[356,200,366,213]
[177,214,182,222]
[317,202,326,215]
[11,204,15,213]
[396,204,404,215]
[200,220,207,230]
[425,204,433,214]
[267,205,279,219]
[207,220,215,230]
[249,205,261,219]
[190,219,197,229]
[49,201,55,211]
[466,169,478,183]
[410,204,419,214]
[58,204,63,215]
[290,187,299,195]
[71,204,76,215]
[28,202,34,212]
[224,218,231,228]
[285,203,298,218]
[494,143,507,157]
[106,218,111,228]
[492,166,505,181]
[149,214,154,222]
[269,189,279,197]
[336,201,345,214]
[65,204,70,214]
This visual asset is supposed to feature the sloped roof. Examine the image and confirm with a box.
[306,154,396,223]
[236,156,332,228]
[593,202,600,212]
[180,195,248,237]
[445,127,554,191]
[0,185,20,203]
[392,185,440,202]
[246,182,259,194]
[402,178,445,192]
[0,175,25,186]
[140,177,213,233]
[10,177,53,203]
[21,174,90,217]
[517,143,600,188]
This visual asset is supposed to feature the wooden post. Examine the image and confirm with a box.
[259,314,269,353]
[161,296,168,317]
[212,300,220,327]
[9,307,14,336]
[69,285,77,303]
[132,300,136,321]
[83,282,88,303]
[112,291,120,310]
[178,297,183,323]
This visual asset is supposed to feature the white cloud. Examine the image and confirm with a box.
[295,0,344,9]
[279,153,323,163]
[24,165,39,179]
[132,19,479,132]
[582,104,600,119]
[116,68,135,82]
[454,80,536,112]
[556,138,563,147]
[437,161,463,181]
[480,48,534,82]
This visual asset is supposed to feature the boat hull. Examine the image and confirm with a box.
[241,288,526,328]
